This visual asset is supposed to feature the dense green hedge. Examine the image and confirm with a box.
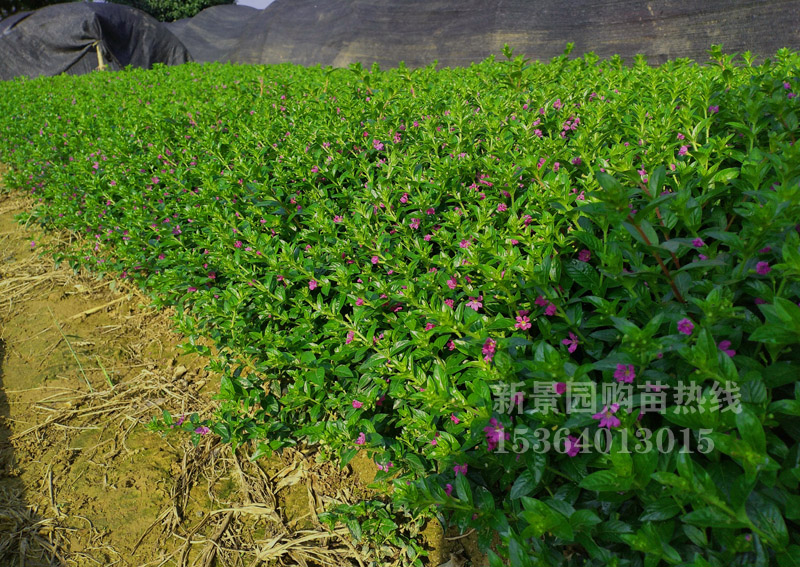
[1,46,799,566]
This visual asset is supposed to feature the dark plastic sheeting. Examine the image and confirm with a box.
[165,5,258,63]
[0,2,191,81]
[223,0,800,68]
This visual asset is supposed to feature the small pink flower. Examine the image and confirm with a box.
[424,234,433,241]
[759,246,771,254]
[515,315,531,330]
[592,404,621,428]
[30,241,36,249]
[356,432,366,445]
[554,382,567,395]
[614,364,635,383]
[692,238,705,248]
[400,192,409,203]
[425,322,436,331]
[409,218,421,229]
[444,299,455,308]
[545,303,557,317]
[444,483,453,496]
[466,296,483,311]
[459,239,471,248]
[426,208,435,215]
[482,337,497,362]
[553,162,560,172]
[678,145,688,156]
[356,297,364,306]
[371,255,379,265]
[376,461,393,472]
[453,463,468,476]
[333,215,343,223]
[708,105,719,114]
[446,339,455,351]
[578,249,591,262]
[718,340,736,357]
[352,400,363,409]
[234,240,243,248]
[345,330,355,344]
[450,413,460,424]
[447,276,458,289]
[677,318,694,335]
[188,286,198,292]
[565,435,581,457]
[756,261,771,275]
[497,203,508,212]
[561,332,579,353]
[309,280,318,290]
[195,426,211,435]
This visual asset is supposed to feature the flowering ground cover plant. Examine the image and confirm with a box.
[1,44,799,566]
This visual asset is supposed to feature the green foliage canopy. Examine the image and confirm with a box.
[108,0,235,22]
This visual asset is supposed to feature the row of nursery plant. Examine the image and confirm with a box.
[1,45,799,566]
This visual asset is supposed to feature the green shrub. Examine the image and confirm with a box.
[109,0,235,22]
[0,46,798,566]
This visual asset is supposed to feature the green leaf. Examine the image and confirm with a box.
[747,492,789,550]
[777,546,800,567]
[579,470,633,492]
[564,259,601,290]
[736,407,766,454]
[639,498,681,521]
[682,507,750,528]
[510,470,538,500]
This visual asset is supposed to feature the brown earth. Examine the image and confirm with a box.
[0,176,486,566]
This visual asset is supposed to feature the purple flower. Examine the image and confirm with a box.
[466,296,483,311]
[459,239,471,248]
[409,217,421,229]
[565,435,581,457]
[561,332,579,353]
[194,426,211,435]
[678,145,688,156]
[708,105,719,114]
[756,261,771,275]
[482,337,497,362]
[483,418,510,451]
[444,483,453,496]
[578,249,591,262]
[450,413,460,424]
[453,463,468,476]
[718,340,736,357]
[515,315,531,330]
[497,203,508,213]
[677,318,694,336]
[592,404,621,428]
[352,400,363,409]
[356,432,366,445]
[614,364,636,383]
[345,330,355,344]
[309,280,318,290]
[692,238,705,248]
[554,382,567,395]
[545,303,557,317]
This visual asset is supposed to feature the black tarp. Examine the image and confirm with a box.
[0,2,191,81]
[221,0,800,67]
[164,4,258,63]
